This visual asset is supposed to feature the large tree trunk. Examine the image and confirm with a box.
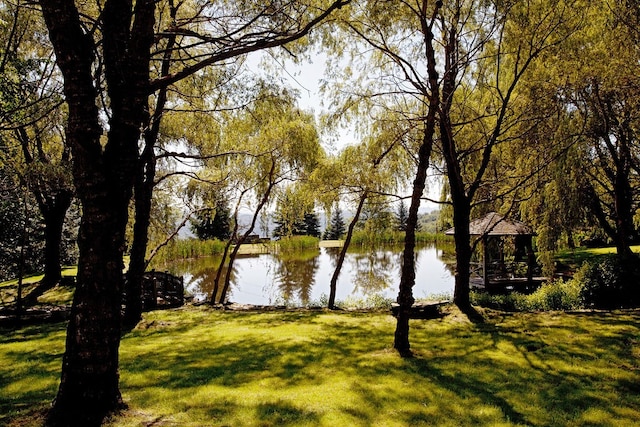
[613,171,636,263]
[41,0,154,423]
[47,199,128,426]
[328,192,367,309]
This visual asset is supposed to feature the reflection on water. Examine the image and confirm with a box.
[165,244,455,306]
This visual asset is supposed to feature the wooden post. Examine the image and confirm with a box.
[526,236,534,285]
[482,235,489,286]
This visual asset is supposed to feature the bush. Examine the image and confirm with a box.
[526,279,583,311]
[576,255,640,309]
[470,291,530,312]
[471,279,583,312]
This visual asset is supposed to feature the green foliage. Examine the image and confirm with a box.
[190,200,232,241]
[349,230,451,246]
[155,238,227,262]
[0,172,45,281]
[357,198,393,233]
[471,279,583,312]
[272,185,321,238]
[526,280,583,311]
[576,255,640,309]
[395,200,408,231]
[334,293,394,310]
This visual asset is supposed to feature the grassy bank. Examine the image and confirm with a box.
[349,230,452,246]
[2,306,640,426]
[555,245,640,270]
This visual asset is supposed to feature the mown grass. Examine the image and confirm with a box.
[2,306,640,426]
[555,245,640,270]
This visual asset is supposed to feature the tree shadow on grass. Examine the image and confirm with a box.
[406,312,640,425]
[5,309,640,426]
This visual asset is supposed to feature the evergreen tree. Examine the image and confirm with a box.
[191,200,231,240]
[324,208,346,240]
[396,200,408,231]
[274,211,321,238]
[303,212,321,237]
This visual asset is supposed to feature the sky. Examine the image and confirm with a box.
[244,50,442,213]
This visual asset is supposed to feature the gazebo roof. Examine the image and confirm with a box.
[444,212,535,236]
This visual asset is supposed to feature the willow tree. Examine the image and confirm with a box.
[434,0,581,310]
[36,0,350,424]
[0,1,74,299]
[206,85,323,304]
[329,0,581,352]
[562,1,640,265]
[515,0,640,282]
[321,0,442,352]
[312,118,410,309]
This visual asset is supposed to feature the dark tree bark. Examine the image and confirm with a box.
[38,0,350,423]
[393,1,440,355]
[123,141,155,328]
[219,161,277,304]
[124,4,177,328]
[41,0,154,423]
[394,136,433,355]
[15,127,74,304]
[328,192,367,309]
[22,190,73,305]
[583,85,639,265]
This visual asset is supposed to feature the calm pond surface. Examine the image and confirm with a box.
[166,244,455,306]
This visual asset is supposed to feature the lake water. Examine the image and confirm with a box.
[166,244,456,306]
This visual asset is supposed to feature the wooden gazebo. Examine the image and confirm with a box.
[445,212,538,291]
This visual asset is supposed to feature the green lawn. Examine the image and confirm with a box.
[2,306,640,426]
[555,245,640,270]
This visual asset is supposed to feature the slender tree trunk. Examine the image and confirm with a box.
[328,192,367,309]
[211,236,234,303]
[41,0,154,422]
[124,20,175,327]
[24,192,73,306]
[394,144,430,355]
[123,150,154,327]
[394,0,440,355]
[211,197,244,303]
[16,187,29,319]
[219,169,276,304]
